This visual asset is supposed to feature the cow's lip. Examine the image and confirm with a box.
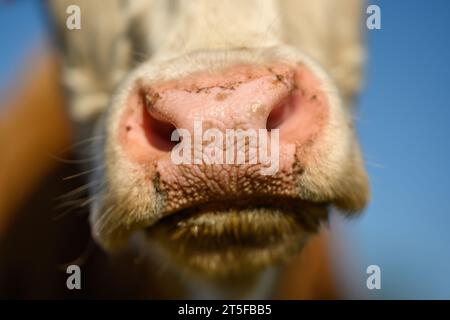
[148,196,329,240]
[145,197,329,277]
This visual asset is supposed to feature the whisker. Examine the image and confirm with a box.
[55,180,102,200]
[59,135,105,154]
[80,196,97,208]
[48,153,102,165]
[55,198,88,210]
[53,193,99,221]
[54,203,87,221]
[62,165,105,181]
[47,135,105,164]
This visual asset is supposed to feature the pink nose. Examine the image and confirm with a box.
[118,62,328,166]
[144,64,295,143]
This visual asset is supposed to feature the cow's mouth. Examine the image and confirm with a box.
[146,197,329,278]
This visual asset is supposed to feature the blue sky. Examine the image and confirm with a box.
[0,0,449,298]
[336,0,450,299]
[0,0,45,98]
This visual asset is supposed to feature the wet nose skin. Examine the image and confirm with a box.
[144,64,295,135]
[119,62,329,167]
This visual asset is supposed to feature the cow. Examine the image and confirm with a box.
[45,0,369,299]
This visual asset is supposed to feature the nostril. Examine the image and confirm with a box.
[266,97,294,131]
[146,113,178,151]
[141,97,178,152]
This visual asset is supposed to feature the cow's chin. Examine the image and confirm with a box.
[145,198,329,280]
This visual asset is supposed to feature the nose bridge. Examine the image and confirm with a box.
[152,71,295,134]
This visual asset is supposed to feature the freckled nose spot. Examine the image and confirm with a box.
[215,92,229,101]
[249,102,266,118]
